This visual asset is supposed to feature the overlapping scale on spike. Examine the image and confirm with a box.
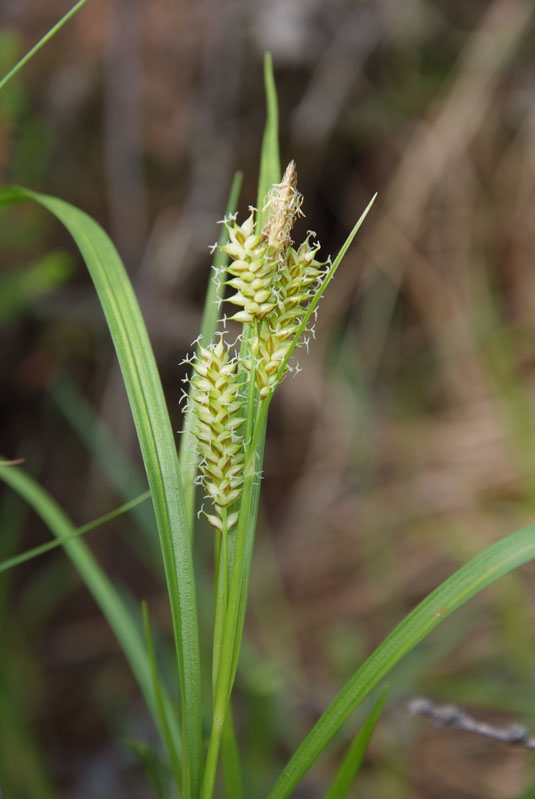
[222,211,278,323]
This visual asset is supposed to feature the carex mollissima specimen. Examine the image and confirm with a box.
[190,162,327,798]
[188,161,326,532]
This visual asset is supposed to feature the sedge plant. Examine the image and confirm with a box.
[0,10,534,797]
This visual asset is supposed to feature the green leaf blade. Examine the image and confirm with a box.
[326,686,389,799]
[256,53,281,224]
[269,524,535,798]
[0,464,159,733]
[0,187,202,798]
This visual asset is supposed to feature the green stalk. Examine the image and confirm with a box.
[201,355,261,798]
[212,509,229,700]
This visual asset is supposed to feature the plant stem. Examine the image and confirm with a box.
[245,322,260,444]
[201,334,261,799]
[212,509,228,701]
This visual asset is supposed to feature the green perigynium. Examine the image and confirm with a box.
[189,335,244,531]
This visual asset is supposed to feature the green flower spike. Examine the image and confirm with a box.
[252,236,325,398]
[222,160,304,324]
[220,161,326,400]
[190,335,244,531]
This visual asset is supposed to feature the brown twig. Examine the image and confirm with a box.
[409,697,535,750]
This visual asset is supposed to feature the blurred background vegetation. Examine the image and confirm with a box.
[0,0,534,797]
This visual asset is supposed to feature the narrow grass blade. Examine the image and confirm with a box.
[0,0,90,91]
[127,740,169,799]
[0,681,57,799]
[0,186,201,798]
[256,53,281,224]
[142,602,182,788]
[325,686,389,799]
[268,524,535,798]
[222,708,243,799]
[0,491,150,573]
[179,171,242,530]
[0,463,177,751]
[239,52,281,367]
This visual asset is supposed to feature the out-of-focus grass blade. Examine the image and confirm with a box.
[0,680,57,799]
[0,186,201,798]
[268,524,535,798]
[142,602,182,788]
[179,171,242,530]
[48,374,160,567]
[0,491,150,574]
[0,486,24,619]
[0,489,57,798]
[127,740,169,799]
[0,251,73,322]
[0,0,90,91]
[326,686,389,799]
[0,462,179,756]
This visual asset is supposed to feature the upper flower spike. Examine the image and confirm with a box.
[221,161,305,325]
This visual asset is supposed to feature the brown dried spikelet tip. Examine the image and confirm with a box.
[262,160,304,254]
